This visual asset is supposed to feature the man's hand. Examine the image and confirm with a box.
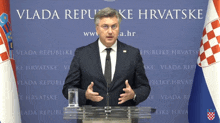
[118,80,135,104]
[85,82,104,102]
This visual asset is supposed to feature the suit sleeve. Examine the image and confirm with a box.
[62,48,87,106]
[132,49,151,105]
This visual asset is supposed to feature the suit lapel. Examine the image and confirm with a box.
[90,40,107,87]
[110,41,127,90]
[90,40,127,89]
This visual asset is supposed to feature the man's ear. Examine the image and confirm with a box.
[96,26,99,35]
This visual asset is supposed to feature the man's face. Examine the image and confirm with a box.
[96,16,120,47]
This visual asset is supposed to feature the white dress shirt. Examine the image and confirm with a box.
[98,39,117,81]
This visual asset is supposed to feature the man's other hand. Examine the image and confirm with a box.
[85,82,104,102]
[118,80,135,104]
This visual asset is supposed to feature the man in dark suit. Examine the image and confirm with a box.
[62,7,150,106]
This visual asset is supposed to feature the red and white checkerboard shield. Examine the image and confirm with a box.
[207,109,215,120]
[0,33,9,63]
[197,0,220,67]
[198,19,220,67]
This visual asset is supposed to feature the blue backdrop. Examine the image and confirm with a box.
[10,0,208,122]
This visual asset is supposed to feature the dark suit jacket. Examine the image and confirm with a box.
[62,39,150,106]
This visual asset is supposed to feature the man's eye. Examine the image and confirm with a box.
[112,25,117,29]
[103,25,108,29]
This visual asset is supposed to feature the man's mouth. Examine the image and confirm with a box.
[106,36,113,39]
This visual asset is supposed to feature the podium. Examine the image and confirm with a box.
[64,88,156,123]
[63,106,156,123]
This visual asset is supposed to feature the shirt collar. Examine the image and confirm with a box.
[98,39,117,53]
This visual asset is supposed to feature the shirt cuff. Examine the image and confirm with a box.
[133,94,136,101]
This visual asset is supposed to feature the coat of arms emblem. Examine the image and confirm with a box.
[207,109,215,120]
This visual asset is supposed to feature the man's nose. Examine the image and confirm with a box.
[107,28,113,34]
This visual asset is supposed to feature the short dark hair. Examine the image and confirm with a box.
[94,7,122,26]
